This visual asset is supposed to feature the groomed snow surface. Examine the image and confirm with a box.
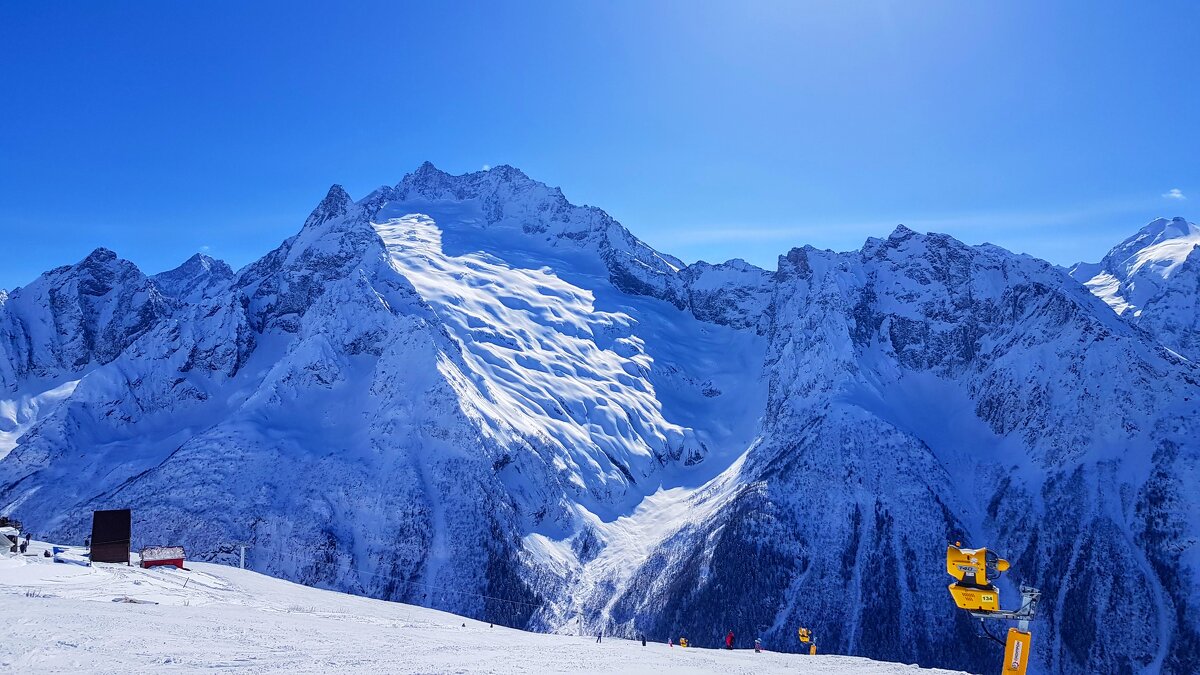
[0,543,965,674]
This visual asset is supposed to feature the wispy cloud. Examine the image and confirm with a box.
[200,244,212,252]
[482,164,491,171]
[1163,188,1186,200]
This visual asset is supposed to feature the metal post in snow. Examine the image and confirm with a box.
[237,543,250,569]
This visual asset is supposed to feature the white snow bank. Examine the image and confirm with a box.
[0,542,965,674]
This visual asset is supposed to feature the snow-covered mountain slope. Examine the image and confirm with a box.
[608,227,1200,673]
[0,166,767,628]
[1,164,1198,675]
[1,544,965,674]
[0,247,172,390]
[1070,217,1200,359]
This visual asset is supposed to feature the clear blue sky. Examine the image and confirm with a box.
[2,1,1197,289]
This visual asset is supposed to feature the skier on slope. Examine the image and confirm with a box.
[595,630,602,644]
[725,630,734,650]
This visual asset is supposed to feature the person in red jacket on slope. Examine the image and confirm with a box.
[725,630,734,650]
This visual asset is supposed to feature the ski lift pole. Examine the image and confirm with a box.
[231,542,251,569]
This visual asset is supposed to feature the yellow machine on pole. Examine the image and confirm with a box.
[797,627,817,655]
[946,543,1040,674]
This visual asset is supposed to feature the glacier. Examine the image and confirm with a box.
[1070,216,1200,361]
[2,163,1198,674]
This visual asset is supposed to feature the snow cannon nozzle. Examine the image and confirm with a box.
[946,544,1008,588]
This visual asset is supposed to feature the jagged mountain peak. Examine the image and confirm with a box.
[302,183,354,230]
[1068,216,1200,360]
[888,223,917,241]
[684,257,765,274]
[0,245,171,387]
[82,246,119,264]
[1137,215,1197,240]
[394,161,565,208]
[30,246,142,288]
[1098,216,1200,270]
[862,225,953,262]
[857,225,957,262]
[152,252,234,302]
[174,252,231,274]
[48,246,148,294]
[405,160,532,185]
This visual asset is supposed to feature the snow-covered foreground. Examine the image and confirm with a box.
[0,544,965,674]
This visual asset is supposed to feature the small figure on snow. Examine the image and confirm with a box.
[595,630,602,644]
[754,637,762,653]
[725,630,734,650]
[640,634,647,647]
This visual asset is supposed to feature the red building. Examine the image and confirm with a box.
[140,546,185,569]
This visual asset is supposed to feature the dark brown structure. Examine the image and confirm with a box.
[90,509,131,564]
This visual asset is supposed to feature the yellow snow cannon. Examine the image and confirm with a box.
[945,543,1040,675]
[946,544,1009,613]
[797,627,817,654]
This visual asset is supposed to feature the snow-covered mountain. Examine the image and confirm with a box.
[1070,216,1200,359]
[2,164,1198,674]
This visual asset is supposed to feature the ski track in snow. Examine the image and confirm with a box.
[0,543,966,674]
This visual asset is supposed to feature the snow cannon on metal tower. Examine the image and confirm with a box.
[797,627,817,655]
[946,543,1041,675]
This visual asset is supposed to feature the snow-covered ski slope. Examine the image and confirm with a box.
[0,544,963,675]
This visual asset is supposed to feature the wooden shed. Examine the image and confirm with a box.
[90,509,131,564]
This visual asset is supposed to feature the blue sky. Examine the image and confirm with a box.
[1,1,1196,289]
